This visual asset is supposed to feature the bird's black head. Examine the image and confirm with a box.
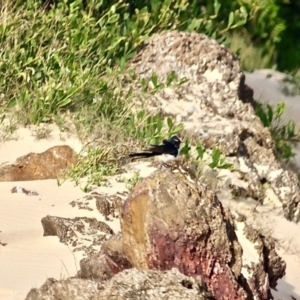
[169,136,182,148]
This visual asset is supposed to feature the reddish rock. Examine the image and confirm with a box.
[120,169,284,300]
[121,169,247,299]
[0,145,77,181]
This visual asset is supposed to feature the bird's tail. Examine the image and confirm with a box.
[129,152,156,158]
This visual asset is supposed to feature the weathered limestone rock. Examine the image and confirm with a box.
[128,31,300,222]
[78,233,132,280]
[25,278,100,300]
[26,268,214,300]
[243,224,286,292]
[94,193,123,221]
[41,215,113,255]
[0,145,77,181]
[120,169,285,300]
[69,192,123,220]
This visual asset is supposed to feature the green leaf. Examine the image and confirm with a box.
[173,123,184,134]
[287,121,295,138]
[167,117,173,130]
[155,115,163,133]
[0,114,5,124]
[240,6,248,18]
[166,71,177,86]
[106,37,127,51]
[120,56,126,72]
[7,98,17,108]
[218,163,233,170]
[180,139,191,158]
[227,12,235,29]
[230,20,247,29]
[107,14,119,24]
[209,160,218,168]
[151,73,158,88]
[211,147,221,163]
[196,142,206,160]
[56,97,72,108]
[214,0,221,15]
[276,102,286,117]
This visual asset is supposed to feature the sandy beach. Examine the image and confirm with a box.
[1,125,300,300]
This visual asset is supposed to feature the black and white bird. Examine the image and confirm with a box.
[129,136,182,163]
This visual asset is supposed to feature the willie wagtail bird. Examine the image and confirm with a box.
[129,136,182,163]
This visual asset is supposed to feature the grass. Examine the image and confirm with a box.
[0,0,280,127]
[32,125,52,140]
[1,0,300,191]
[0,0,188,190]
[226,32,272,71]
[0,114,19,141]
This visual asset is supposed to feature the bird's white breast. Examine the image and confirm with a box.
[157,154,177,163]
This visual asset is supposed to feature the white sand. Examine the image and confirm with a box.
[1,125,300,300]
[0,126,121,299]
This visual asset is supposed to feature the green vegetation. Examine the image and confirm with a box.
[180,140,234,170]
[59,114,183,190]
[1,0,300,189]
[255,102,300,162]
[121,171,142,191]
[1,0,299,126]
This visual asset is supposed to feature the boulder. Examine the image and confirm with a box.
[128,31,300,222]
[25,278,100,300]
[78,233,132,281]
[26,268,213,300]
[0,145,77,181]
[41,215,114,255]
[120,169,285,300]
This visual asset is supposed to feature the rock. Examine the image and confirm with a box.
[11,186,39,196]
[234,220,286,300]
[0,145,77,181]
[78,233,132,280]
[69,192,123,220]
[26,268,214,300]
[41,215,114,255]
[25,278,100,300]
[121,169,285,300]
[94,193,123,220]
[242,224,286,291]
[127,31,300,222]
[22,31,289,300]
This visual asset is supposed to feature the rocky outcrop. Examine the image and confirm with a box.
[41,215,114,255]
[0,145,77,181]
[119,169,285,300]
[23,31,291,299]
[26,268,213,300]
[27,168,285,300]
[235,220,286,299]
[78,233,132,280]
[25,277,100,300]
[128,31,300,222]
